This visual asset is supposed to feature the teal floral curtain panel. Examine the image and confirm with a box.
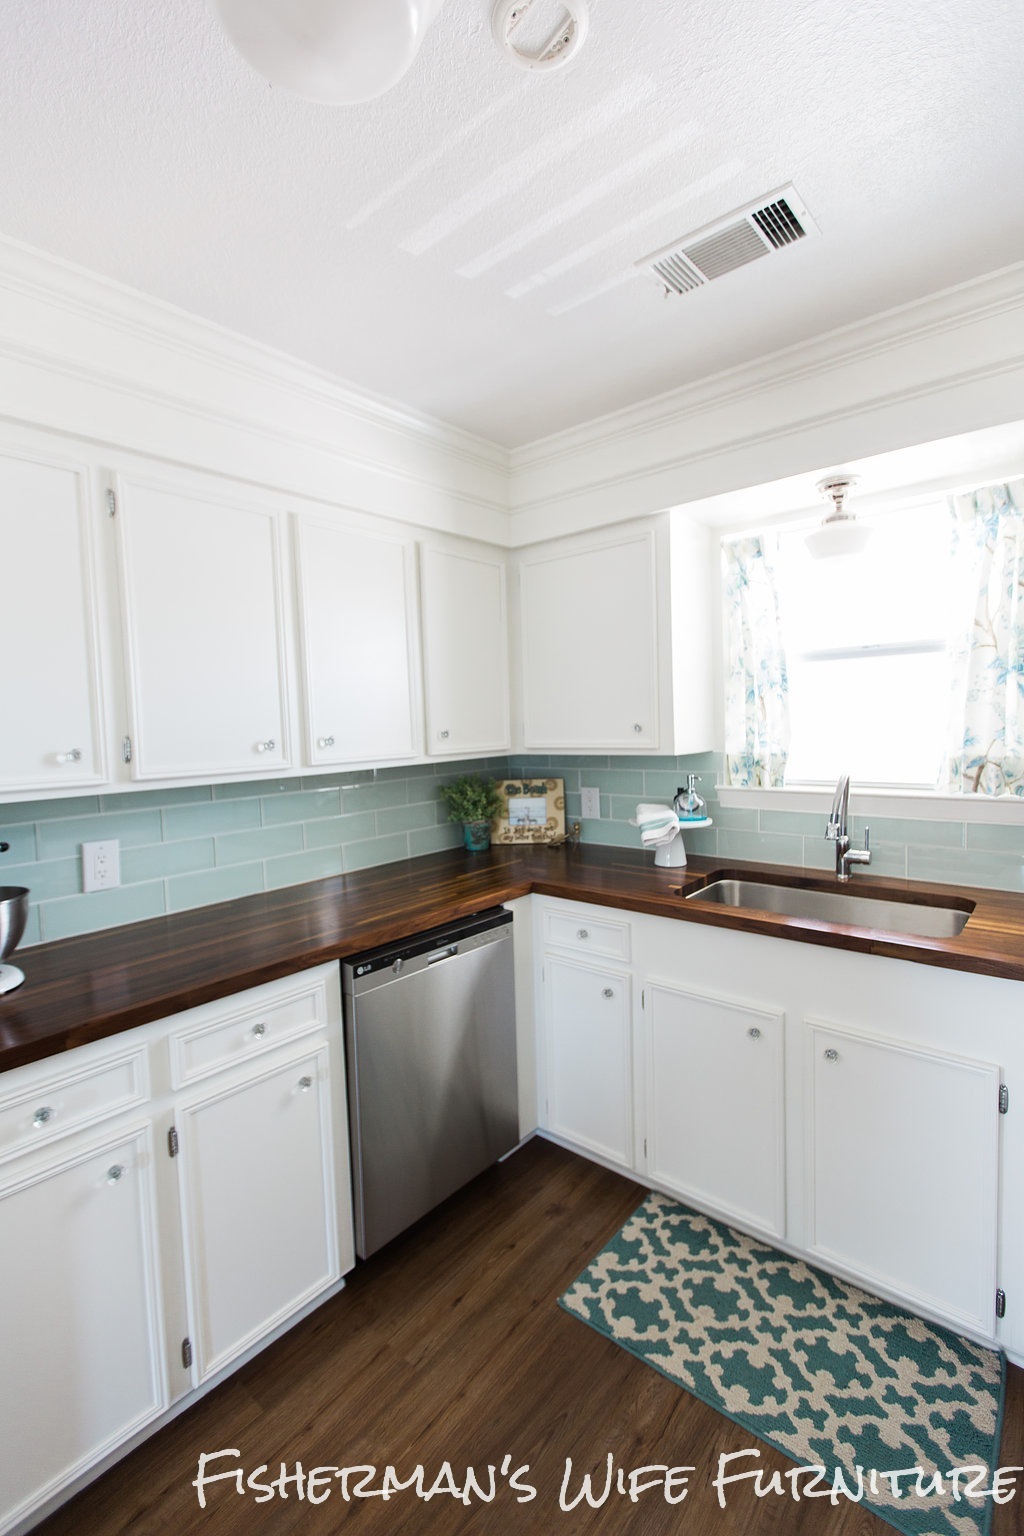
[945,478,1024,796]
[723,536,790,786]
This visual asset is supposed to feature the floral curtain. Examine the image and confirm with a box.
[723,535,790,786]
[944,478,1024,796]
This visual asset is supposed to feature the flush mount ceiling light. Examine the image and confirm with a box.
[491,0,589,72]
[805,476,871,559]
[210,0,449,104]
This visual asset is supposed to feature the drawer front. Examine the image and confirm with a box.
[543,908,631,961]
[0,1049,148,1165]
[168,977,327,1087]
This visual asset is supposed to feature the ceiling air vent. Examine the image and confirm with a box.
[640,187,816,297]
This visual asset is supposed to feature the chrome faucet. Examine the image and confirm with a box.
[825,774,871,882]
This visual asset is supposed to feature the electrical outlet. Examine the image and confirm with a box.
[580,786,601,820]
[82,839,121,893]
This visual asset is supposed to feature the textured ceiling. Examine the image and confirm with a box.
[0,0,1022,447]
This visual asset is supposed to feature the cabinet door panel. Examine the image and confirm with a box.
[520,533,658,750]
[0,1129,165,1532]
[543,957,632,1167]
[177,1047,338,1381]
[295,518,417,765]
[807,1022,999,1333]
[0,450,106,792]
[420,546,509,755]
[117,476,290,778]
[647,984,785,1237]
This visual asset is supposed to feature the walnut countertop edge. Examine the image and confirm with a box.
[3,844,1024,1074]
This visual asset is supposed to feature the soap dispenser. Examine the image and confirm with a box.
[674,774,707,823]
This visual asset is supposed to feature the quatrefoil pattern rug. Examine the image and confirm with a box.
[560,1193,1006,1536]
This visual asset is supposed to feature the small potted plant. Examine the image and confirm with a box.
[439,774,504,852]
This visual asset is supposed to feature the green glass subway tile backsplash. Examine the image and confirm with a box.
[3,750,1023,945]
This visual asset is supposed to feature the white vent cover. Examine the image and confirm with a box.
[639,187,817,296]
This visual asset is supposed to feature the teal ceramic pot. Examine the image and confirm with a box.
[463,820,492,852]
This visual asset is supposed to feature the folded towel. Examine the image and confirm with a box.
[631,802,681,848]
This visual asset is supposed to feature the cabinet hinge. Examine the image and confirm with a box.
[167,1125,179,1158]
[181,1336,193,1369]
[996,1288,1007,1319]
[106,487,117,518]
[122,735,133,765]
[999,1083,1009,1115]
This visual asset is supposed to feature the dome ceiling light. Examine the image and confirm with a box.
[805,476,871,559]
[210,0,588,105]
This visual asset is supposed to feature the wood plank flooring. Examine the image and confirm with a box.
[34,1138,1023,1536]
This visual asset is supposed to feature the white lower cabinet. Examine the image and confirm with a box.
[806,1020,999,1336]
[645,982,785,1238]
[543,955,633,1168]
[0,963,353,1536]
[0,1126,165,1535]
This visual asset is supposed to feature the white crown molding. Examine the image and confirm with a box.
[506,262,1024,539]
[0,234,511,539]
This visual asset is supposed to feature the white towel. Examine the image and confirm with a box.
[631,802,680,848]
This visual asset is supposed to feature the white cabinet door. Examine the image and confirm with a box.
[420,544,509,755]
[295,517,418,766]
[0,448,107,793]
[0,1128,165,1534]
[115,474,291,779]
[176,1046,339,1382]
[519,530,659,750]
[542,955,633,1168]
[806,1021,1000,1334]
[645,983,785,1237]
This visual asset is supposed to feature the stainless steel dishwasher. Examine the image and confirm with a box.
[342,907,518,1258]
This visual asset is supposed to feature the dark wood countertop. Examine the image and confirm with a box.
[4,843,1024,1074]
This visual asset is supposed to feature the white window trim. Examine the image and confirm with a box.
[716,784,1024,824]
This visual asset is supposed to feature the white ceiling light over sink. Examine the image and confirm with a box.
[209,0,449,104]
[491,0,589,72]
[806,477,871,559]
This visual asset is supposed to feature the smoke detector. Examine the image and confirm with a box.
[491,0,589,72]
[806,476,871,559]
[638,187,816,297]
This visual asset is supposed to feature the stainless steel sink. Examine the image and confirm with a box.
[685,878,971,939]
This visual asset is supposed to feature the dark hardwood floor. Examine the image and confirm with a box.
[34,1139,1024,1536]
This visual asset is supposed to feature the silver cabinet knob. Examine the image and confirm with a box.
[33,1106,53,1128]
[298,1075,313,1092]
[255,740,275,753]
[824,1047,840,1062]
[106,1164,125,1184]
[251,1022,266,1040]
[748,1027,761,1039]
[439,729,450,740]
[633,723,642,733]
[317,735,335,749]
[577,928,589,940]
[602,987,614,999]
[56,749,82,764]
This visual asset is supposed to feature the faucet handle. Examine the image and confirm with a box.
[863,825,870,851]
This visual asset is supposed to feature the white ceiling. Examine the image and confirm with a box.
[1,0,1022,449]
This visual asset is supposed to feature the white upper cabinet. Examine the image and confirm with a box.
[0,447,107,793]
[115,473,293,780]
[517,518,714,755]
[420,544,510,756]
[294,517,419,766]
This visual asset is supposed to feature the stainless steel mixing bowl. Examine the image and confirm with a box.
[0,887,29,962]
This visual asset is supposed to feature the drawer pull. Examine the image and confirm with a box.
[106,1164,125,1184]
[251,1022,267,1040]
[748,1027,761,1039]
[33,1106,53,1128]
[255,740,275,753]
[633,723,642,734]
[56,748,83,764]
[824,1047,840,1062]
[298,1075,314,1092]
[602,987,614,999]
[577,928,589,940]
[317,736,335,749]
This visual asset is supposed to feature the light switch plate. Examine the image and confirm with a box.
[580,786,601,820]
[82,839,121,892]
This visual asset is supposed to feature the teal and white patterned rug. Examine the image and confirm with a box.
[560,1193,1006,1536]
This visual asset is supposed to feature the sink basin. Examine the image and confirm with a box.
[685,877,971,939]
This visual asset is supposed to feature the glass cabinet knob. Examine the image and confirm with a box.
[602,987,614,999]
[255,740,275,753]
[251,1022,266,1039]
[824,1047,840,1062]
[33,1106,53,1127]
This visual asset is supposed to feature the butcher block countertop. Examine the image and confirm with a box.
[3,843,1024,1074]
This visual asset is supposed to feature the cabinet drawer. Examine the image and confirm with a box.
[543,909,631,960]
[0,1048,148,1165]
[168,976,327,1087]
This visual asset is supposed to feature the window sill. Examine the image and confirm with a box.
[716,784,1024,824]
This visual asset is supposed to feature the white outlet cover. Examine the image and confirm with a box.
[580,786,601,820]
[82,839,121,893]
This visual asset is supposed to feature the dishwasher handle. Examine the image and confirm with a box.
[426,944,459,964]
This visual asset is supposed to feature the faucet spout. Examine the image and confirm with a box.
[825,773,870,882]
